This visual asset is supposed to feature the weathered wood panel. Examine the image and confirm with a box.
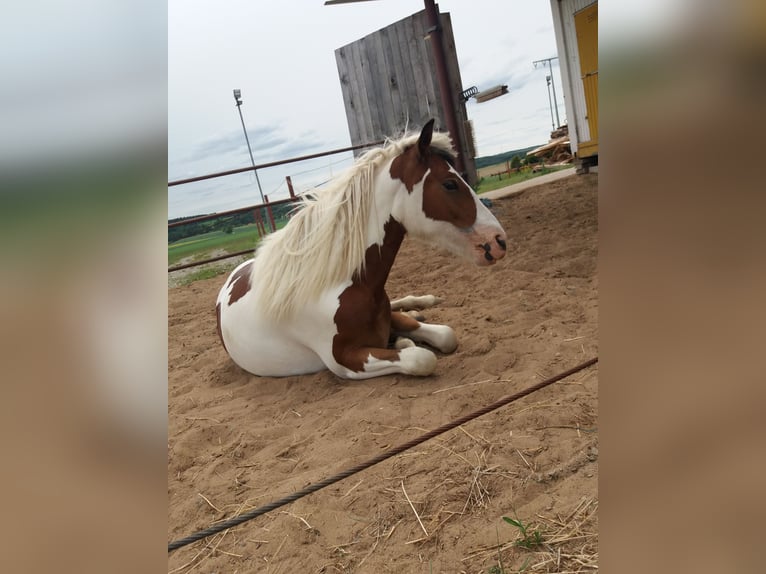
[335,8,475,182]
[440,12,476,178]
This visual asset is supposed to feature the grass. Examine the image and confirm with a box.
[486,516,542,574]
[502,516,544,550]
[175,266,230,287]
[474,164,571,195]
[168,220,287,266]
[482,499,598,573]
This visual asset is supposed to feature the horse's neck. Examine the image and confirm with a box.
[357,162,407,291]
[365,160,400,247]
[357,216,405,292]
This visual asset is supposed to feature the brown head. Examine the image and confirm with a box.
[388,120,508,265]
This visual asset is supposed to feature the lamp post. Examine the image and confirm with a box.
[233,89,271,230]
[546,76,555,131]
[533,57,560,128]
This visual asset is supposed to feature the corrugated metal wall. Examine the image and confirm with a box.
[550,0,597,156]
[335,10,475,181]
[574,3,598,156]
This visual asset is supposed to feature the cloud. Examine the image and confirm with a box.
[184,123,287,163]
[180,123,329,167]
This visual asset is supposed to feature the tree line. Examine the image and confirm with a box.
[168,203,296,243]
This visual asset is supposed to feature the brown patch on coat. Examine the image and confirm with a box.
[390,311,421,333]
[332,217,406,372]
[227,260,253,306]
[390,146,477,229]
[215,302,227,353]
[389,144,428,193]
[421,159,477,228]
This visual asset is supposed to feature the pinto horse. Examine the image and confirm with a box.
[216,120,507,379]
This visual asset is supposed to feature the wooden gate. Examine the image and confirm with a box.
[335,9,476,183]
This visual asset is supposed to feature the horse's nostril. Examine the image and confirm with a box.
[484,251,494,262]
[496,235,507,251]
[482,242,491,252]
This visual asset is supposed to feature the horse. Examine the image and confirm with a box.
[216,120,507,379]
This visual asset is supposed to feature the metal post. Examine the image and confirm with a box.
[234,89,273,231]
[286,175,295,199]
[264,195,276,233]
[533,57,561,129]
[546,76,555,131]
[549,63,560,128]
[423,0,465,176]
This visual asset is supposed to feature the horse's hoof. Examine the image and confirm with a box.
[400,346,437,376]
[395,337,416,349]
[435,327,458,354]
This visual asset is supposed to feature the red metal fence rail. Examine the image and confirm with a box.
[168,140,384,273]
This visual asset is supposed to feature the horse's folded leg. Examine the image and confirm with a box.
[394,337,416,349]
[405,310,426,321]
[391,312,458,354]
[330,345,437,379]
[412,323,458,354]
[390,294,444,311]
[397,346,437,375]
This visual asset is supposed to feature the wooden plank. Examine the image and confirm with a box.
[386,22,405,137]
[378,26,402,137]
[334,8,476,150]
[360,34,383,142]
[440,14,464,142]
[370,29,395,138]
[395,14,421,130]
[334,46,360,147]
[349,40,373,148]
[389,17,414,135]
[414,11,442,128]
[405,11,433,127]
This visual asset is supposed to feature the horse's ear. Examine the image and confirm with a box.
[417,119,435,160]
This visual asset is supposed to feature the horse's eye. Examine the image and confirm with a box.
[443,180,459,192]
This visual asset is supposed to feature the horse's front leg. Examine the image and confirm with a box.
[330,341,437,379]
[390,294,444,311]
[390,311,458,354]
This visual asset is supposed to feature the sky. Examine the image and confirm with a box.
[168,0,567,219]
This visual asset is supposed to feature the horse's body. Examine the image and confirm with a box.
[216,121,507,379]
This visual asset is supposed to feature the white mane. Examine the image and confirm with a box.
[250,129,455,320]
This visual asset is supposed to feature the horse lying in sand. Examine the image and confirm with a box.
[216,120,507,379]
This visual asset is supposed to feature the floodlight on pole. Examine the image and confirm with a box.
[545,76,555,131]
[233,89,271,230]
[474,84,509,103]
[533,57,561,128]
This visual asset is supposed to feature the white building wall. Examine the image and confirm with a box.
[550,0,596,155]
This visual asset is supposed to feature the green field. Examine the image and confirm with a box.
[474,164,572,195]
[168,222,285,266]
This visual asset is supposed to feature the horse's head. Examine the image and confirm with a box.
[389,120,508,266]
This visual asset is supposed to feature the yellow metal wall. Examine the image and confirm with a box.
[574,3,598,156]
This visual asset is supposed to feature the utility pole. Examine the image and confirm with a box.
[233,89,273,231]
[546,76,555,131]
[533,57,560,128]
[423,0,465,176]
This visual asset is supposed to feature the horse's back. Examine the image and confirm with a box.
[216,258,329,377]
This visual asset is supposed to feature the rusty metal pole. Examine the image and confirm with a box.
[254,209,263,237]
[264,195,276,233]
[423,0,465,176]
[286,175,295,199]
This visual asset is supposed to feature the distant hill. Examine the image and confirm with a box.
[475,145,541,168]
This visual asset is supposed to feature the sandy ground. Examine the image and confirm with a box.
[168,173,598,573]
